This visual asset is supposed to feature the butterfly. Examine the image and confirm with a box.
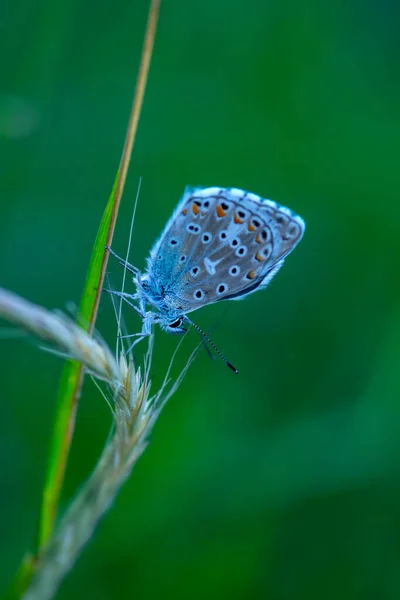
[108,186,305,371]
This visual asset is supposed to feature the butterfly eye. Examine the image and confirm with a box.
[169,317,183,329]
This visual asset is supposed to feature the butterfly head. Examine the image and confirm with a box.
[135,274,187,335]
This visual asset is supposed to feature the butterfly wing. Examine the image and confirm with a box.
[147,187,305,314]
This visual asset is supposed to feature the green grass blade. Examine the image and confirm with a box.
[12,2,161,593]
[37,174,119,550]
[36,0,161,551]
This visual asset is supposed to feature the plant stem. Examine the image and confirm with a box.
[12,0,162,595]
[37,0,162,552]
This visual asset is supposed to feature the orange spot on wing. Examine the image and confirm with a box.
[234,213,243,224]
[255,233,262,243]
[255,252,265,262]
[248,222,255,232]
[192,203,200,215]
[247,270,257,279]
[216,205,226,218]
[182,208,188,215]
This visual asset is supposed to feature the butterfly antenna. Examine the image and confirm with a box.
[185,317,238,374]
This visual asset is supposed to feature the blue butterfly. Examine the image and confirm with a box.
[108,186,305,371]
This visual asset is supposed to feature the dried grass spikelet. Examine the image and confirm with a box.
[0,287,193,600]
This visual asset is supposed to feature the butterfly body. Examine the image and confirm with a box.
[130,186,305,336]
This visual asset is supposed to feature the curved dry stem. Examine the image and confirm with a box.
[0,288,119,382]
[0,286,193,600]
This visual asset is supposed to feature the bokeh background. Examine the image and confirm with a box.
[1,0,400,598]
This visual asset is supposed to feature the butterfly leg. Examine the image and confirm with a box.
[125,334,148,354]
[105,245,139,275]
[104,289,144,318]
[124,311,158,354]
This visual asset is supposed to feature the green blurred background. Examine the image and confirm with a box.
[1,0,400,598]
